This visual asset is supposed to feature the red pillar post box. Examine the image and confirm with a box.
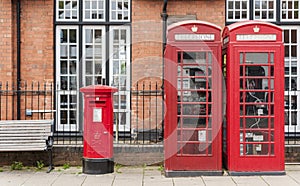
[80,85,117,174]
[222,21,285,175]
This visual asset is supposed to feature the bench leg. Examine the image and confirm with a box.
[47,148,54,173]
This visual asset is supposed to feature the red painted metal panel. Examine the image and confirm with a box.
[80,85,117,159]
[164,21,222,173]
[222,21,285,173]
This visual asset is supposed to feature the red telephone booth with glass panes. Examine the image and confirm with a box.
[222,21,285,175]
[164,21,222,177]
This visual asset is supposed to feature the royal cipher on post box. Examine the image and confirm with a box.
[80,85,117,174]
[222,21,285,175]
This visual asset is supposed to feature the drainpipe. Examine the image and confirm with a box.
[161,0,168,137]
[17,0,21,120]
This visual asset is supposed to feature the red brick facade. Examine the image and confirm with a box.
[132,0,225,84]
[0,0,14,83]
[0,0,225,84]
[0,0,53,83]
[0,0,225,123]
[20,0,54,83]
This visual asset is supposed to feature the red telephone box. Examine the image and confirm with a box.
[80,85,117,174]
[164,21,223,177]
[222,21,285,175]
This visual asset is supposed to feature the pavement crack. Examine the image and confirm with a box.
[260,176,270,186]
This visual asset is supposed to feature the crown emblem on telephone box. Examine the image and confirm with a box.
[191,25,198,32]
[253,26,260,33]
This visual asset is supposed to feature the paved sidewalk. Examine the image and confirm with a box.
[0,165,300,186]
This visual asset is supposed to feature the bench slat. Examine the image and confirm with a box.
[0,132,51,135]
[0,136,51,140]
[0,126,51,130]
[0,120,53,125]
[0,120,53,153]
[0,139,46,143]
[0,147,47,151]
[0,133,52,137]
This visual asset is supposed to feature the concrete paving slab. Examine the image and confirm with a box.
[82,174,115,186]
[0,171,34,186]
[286,171,300,185]
[202,176,236,186]
[113,170,143,186]
[232,176,267,186]
[117,166,144,174]
[286,165,300,171]
[113,176,143,186]
[173,177,205,186]
[262,175,300,186]
[144,170,173,186]
[21,171,61,186]
[51,172,86,186]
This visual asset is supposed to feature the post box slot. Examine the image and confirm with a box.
[89,101,106,106]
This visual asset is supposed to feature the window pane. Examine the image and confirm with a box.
[255,0,275,20]
[110,0,130,21]
[57,0,78,21]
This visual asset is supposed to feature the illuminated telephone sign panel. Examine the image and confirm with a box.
[222,21,285,175]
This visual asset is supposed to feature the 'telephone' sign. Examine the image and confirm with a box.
[175,34,215,41]
[236,34,277,41]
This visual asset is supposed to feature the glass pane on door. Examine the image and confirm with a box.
[239,52,275,156]
[56,26,79,132]
[110,26,131,133]
[83,26,105,86]
[177,51,212,156]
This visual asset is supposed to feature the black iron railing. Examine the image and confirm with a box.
[0,81,164,145]
[1,81,299,147]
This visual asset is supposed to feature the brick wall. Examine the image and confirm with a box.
[0,0,13,83]
[131,0,225,130]
[0,0,53,84]
[20,0,54,82]
[132,0,225,84]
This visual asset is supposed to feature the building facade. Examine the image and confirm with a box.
[0,0,299,138]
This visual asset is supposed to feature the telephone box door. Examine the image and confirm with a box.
[165,44,222,175]
[222,21,285,174]
[230,46,285,171]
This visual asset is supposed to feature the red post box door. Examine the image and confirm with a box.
[165,45,222,171]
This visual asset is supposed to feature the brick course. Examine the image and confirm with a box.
[0,0,13,83]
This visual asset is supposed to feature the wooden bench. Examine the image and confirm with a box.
[0,120,54,172]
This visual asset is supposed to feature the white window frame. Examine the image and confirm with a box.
[56,26,79,132]
[253,0,276,21]
[83,0,106,21]
[110,0,130,22]
[82,26,106,86]
[109,26,131,132]
[56,0,79,21]
[226,0,250,22]
[281,0,300,21]
[282,26,300,133]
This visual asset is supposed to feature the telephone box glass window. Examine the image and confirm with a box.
[254,0,276,20]
[281,0,300,21]
[57,0,78,21]
[110,0,130,21]
[83,0,105,21]
[226,0,249,21]
[239,52,275,156]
